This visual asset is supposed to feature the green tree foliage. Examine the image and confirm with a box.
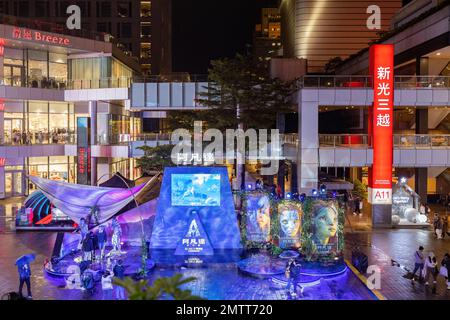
[352,178,367,201]
[135,144,174,174]
[299,198,317,261]
[166,110,210,132]
[113,274,203,300]
[196,54,297,132]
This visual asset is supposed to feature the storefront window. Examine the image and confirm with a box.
[23,102,73,144]
[28,102,49,144]
[49,53,67,88]
[28,50,48,88]
[110,115,130,143]
[111,158,130,179]
[4,49,25,87]
[28,156,74,192]
[4,112,24,144]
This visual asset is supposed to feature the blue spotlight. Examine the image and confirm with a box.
[312,189,318,196]
[247,183,253,191]
[286,192,292,199]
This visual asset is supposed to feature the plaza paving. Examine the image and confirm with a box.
[1,198,450,300]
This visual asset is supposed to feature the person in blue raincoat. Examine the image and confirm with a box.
[17,261,32,299]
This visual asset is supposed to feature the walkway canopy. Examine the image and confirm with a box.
[28,176,150,225]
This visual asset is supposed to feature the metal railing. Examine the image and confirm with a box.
[133,74,208,83]
[1,77,132,90]
[96,134,132,145]
[131,133,172,143]
[299,75,450,89]
[67,77,132,90]
[1,132,76,145]
[317,134,450,148]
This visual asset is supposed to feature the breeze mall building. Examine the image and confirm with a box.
[0,19,143,199]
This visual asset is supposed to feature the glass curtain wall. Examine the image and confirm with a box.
[97,114,131,144]
[3,48,67,88]
[26,102,74,144]
[68,57,132,88]
[68,57,110,89]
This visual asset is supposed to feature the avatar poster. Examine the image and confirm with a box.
[278,202,302,249]
[245,191,271,242]
[309,200,339,255]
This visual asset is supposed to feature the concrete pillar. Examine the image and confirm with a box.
[371,204,392,227]
[415,108,428,134]
[0,166,5,199]
[0,110,4,144]
[416,57,429,76]
[297,98,319,195]
[291,162,298,194]
[415,107,428,203]
[415,168,428,204]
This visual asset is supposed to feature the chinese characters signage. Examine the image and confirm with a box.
[175,212,213,255]
[369,44,394,204]
[12,27,71,46]
[77,117,91,185]
[175,152,215,165]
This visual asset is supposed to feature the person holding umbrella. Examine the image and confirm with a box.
[15,254,35,299]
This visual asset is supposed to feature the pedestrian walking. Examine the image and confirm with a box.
[353,197,361,216]
[97,225,108,261]
[113,259,126,300]
[285,258,303,298]
[17,262,32,299]
[436,217,444,240]
[82,231,95,262]
[440,253,450,290]
[423,252,438,287]
[411,246,425,283]
[101,271,114,300]
[433,213,440,238]
[276,184,282,199]
[442,216,448,239]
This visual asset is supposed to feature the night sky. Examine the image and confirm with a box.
[172,0,278,74]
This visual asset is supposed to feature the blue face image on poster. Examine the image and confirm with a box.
[310,200,339,255]
[278,203,302,249]
[171,174,221,206]
[245,192,271,242]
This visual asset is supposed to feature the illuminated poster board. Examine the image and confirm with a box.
[368,44,394,205]
[245,191,271,242]
[171,174,221,206]
[151,166,242,250]
[175,211,214,255]
[278,201,302,249]
[76,117,91,185]
[309,200,339,255]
